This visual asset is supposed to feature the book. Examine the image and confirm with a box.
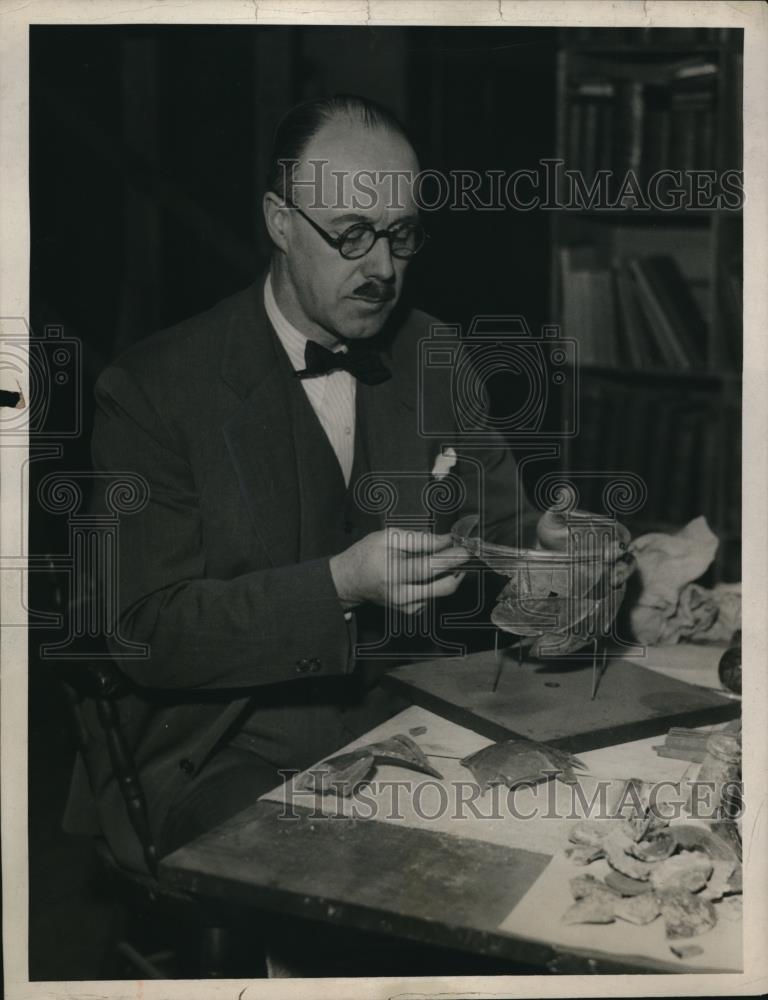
[567,100,583,172]
[614,264,657,369]
[722,255,743,370]
[654,394,688,524]
[566,56,718,184]
[581,100,599,179]
[590,267,619,367]
[627,255,709,369]
[569,78,615,179]
[698,404,721,528]
[672,60,718,82]
[570,382,603,502]
[668,401,704,525]
[717,399,740,536]
[617,260,676,369]
[604,384,629,485]
[560,246,620,368]
[560,247,595,362]
[640,84,671,181]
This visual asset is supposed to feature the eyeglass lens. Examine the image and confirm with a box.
[341,222,424,259]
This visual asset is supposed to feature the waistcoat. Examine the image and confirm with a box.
[228,357,382,769]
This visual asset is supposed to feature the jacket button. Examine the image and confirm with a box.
[308,658,322,673]
[295,658,311,674]
[179,758,195,775]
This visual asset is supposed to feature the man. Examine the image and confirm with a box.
[64,95,538,871]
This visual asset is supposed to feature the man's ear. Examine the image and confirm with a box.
[263,191,291,254]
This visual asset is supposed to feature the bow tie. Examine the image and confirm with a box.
[295,340,391,386]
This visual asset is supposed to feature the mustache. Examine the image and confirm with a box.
[352,281,396,302]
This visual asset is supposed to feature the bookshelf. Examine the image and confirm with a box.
[552,28,742,581]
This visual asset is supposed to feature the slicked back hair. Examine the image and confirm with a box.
[267,94,413,200]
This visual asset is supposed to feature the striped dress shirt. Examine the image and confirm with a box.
[264,275,356,486]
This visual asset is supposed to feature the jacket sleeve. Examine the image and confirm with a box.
[91,364,353,691]
[454,432,541,549]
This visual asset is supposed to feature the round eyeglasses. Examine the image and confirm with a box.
[284,197,428,260]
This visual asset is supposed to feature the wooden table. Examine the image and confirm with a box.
[160,645,741,974]
[384,642,738,750]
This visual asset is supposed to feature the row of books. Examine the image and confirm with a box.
[722,253,743,369]
[722,398,741,537]
[568,384,733,531]
[565,58,719,182]
[560,246,727,371]
[564,27,734,47]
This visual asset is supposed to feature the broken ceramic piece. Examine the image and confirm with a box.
[670,943,704,960]
[568,820,613,848]
[569,874,619,901]
[604,870,654,896]
[658,889,717,939]
[295,733,442,797]
[669,823,740,862]
[718,895,742,922]
[604,830,652,881]
[295,752,375,797]
[565,844,605,866]
[460,738,586,790]
[562,894,616,925]
[650,851,713,893]
[364,734,444,777]
[614,893,661,925]
[700,860,737,901]
[628,830,676,862]
[727,865,742,894]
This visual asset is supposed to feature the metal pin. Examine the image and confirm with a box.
[492,631,504,692]
[590,637,599,700]
[590,640,608,700]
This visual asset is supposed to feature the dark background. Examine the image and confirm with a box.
[30,25,558,399]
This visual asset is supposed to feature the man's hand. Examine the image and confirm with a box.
[330,529,470,615]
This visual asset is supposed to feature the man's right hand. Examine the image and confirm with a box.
[329,529,470,615]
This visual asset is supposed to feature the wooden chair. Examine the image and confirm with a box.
[60,659,253,977]
[45,543,263,978]
[62,661,159,875]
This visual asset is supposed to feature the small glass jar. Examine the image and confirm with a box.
[694,732,742,820]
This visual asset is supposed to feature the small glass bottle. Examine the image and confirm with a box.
[694,732,742,820]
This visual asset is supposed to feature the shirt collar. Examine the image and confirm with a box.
[264,273,345,373]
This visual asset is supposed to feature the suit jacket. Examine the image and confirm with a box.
[64,279,536,871]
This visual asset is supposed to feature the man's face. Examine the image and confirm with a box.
[272,118,420,342]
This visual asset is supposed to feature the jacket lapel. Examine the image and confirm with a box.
[220,282,302,566]
[220,280,436,557]
[359,364,433,525]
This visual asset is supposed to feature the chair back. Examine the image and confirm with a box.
[62,662,159,877]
